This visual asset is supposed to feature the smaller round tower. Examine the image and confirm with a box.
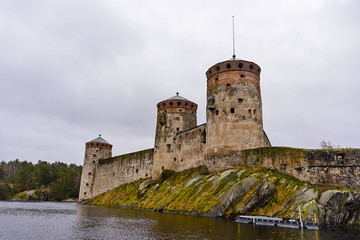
[78,135,112,201]
[152,93,198,179]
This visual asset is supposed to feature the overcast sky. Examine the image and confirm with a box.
[1,0,359,165]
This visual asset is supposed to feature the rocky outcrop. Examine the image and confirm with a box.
[88,166,360,227]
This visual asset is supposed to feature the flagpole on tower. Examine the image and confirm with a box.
[232,16,236,59]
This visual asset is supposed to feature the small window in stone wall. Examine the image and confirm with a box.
[230,108,235,114]
[238,98,243,104]
[88,172,91,175]
[146,173,148,177]
[177,102,181,106]
[254,109,256,115]
[185,103,188,106]
[174,158,177,162]
[86,183,89,186]
[93,154,96,157]
[176,128,179,132]
[162,166,164,170]
[216,110,219,115]
[226,83,230,88]
[167,144,171,151]
[84,192,87,195]
[170,102,173,106]
[248,109,251,117]
[136,169,138,173]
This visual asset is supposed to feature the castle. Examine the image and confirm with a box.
[79,57,360,201]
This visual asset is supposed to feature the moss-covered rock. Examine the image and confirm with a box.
[88,166,360,227]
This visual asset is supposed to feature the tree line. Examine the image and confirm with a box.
[0,159,82,201]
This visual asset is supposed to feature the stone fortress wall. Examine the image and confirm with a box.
[91,149,154,197]
[79,57,360,201]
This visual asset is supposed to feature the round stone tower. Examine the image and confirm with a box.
[152,93,198,179]
[205,58,270,158]
[78,135,112,201]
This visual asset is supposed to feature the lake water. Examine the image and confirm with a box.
[0,201,359,240]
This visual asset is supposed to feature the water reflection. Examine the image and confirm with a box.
[0,201,359,240]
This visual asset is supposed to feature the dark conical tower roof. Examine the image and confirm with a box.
[166,92,188,101]
[87,135,111,145]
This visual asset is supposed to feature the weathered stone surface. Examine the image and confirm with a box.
[88,166,360,227]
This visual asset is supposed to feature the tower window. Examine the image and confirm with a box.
[167,144,171,151]
[215,66,220,71]
[84,192,87,195]
[250,64,254,70]
[169,102,173,106]
[177,102,181,106]
[253,109,256,115]
[240,74,245,78]
[162,166,164,170]
[216,110,219,115]
[238,63,243,68]
[226,63,231,69]
[163,103,166,106]
[215,77,218,81]
[88,172,92,175]
[209,70,212,75]
[230,108,235,114]
[248,109,252,117]
[191,105,194,108]
[136,169,138,173]
[238,98,243,104]
[226,83,230,88]
[93,154,96,157]
[86,183,89,186]
[174,158,177,162]
[179,109,182,112]
[185,103,188,106]
[176,128,179,132]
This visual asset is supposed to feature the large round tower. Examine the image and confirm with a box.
[152,93,198,179]
[205,58,270,158]
[78,135,112,201]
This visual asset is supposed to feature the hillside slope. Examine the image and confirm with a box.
[87,166,360,226]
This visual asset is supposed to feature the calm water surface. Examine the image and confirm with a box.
[0,201,359,240]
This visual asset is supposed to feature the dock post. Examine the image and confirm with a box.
[299,207,303,228]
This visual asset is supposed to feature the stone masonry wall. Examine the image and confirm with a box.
[92,148,154,197]
[241,147,360,191]
[173,124,206,172]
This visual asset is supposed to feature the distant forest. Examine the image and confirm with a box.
[0,160,82,201]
